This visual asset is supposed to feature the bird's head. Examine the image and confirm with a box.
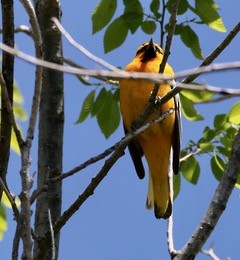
[135,38,164,62]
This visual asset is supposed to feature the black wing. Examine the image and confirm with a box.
[172,91,182,175]
[124,124,145,179]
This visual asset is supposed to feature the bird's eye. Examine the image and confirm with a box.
[156,46,163,54]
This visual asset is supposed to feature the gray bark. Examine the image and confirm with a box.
[34,1,64,259]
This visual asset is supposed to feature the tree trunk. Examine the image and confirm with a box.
[34,1,64,259]
[0,0,14,199]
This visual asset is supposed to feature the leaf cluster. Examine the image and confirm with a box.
[92,0,225,58]
[175,101,240,198]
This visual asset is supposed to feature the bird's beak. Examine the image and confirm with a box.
[146,37,156,54]
[144,37,156,60]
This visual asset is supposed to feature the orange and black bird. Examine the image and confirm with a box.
[119,38,181,219]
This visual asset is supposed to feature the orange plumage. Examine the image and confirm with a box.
[119,38,181,219]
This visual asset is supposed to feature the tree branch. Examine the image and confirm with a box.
[173,129,240,259]
[1,41,240,91]
[183,21,240,84]
[0,0,15,200]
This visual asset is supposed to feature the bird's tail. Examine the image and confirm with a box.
[146,171,172,219]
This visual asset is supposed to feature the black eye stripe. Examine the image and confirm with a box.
[135,43,163,56]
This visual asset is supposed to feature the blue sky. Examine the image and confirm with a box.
[1,0,240,259]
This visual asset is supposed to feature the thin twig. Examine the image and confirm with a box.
[30,185,48,205]
[201,243,220,260]
[17,0,43,258]
[0,25,32,36]
[63,56,118,85]
[51,145,116,183]
[12,224,21,260]
[159,0,179,74]
[48,209,56,260]
[52,18,120,72]
[0,177,20,219]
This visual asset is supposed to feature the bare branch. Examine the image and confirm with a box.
[0,25,32,36]
[173,129,240,259]
[52,18,120,72]
[0,177,20,219]
[50,145,116,183]
[183,21,240,84]
[159,0,179,73]
[201,243,220,260]
[1,41,240,90]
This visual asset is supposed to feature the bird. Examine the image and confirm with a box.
[119,38,181,219]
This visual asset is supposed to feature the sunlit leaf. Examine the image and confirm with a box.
[195,0,226,32]
[2,192,20,208]
[14,103,27,121]
[13,83,24,104]
[228,102,240,124]
[0,203,7,241]
[11,127,21,155]
[181,88,215,103]
[92,0,117,34]
[75,90,95,124]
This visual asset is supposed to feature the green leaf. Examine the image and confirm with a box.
[199,142,214,152]
[228,102,240,124]
[203,126,216,142]
[91,88,107,117]
[214,114,228,131]
[180,25,204,60]
[173,173,181,200]
[2,192,20,208]
[181,88,215,103]
[195,0,226,32]
[141,21,157,34]
[217,145,231,158]
[211,154,225,181]
[104,16,129,53]
[235,174,240,189]
[13,83,24,104]
[181,156,200,185]
[75,90,95,124]
[97,90,120,138]
[150,0,160,13]
[0,203,7,241]
[11,127,21,155]
[166,0,189,15]
[180,94,204,121]
[123,0,143,34]
[92,0,117,34]
[14,103,27,121]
